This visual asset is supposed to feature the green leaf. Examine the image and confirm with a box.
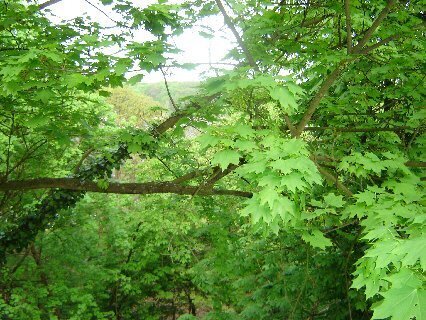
[211,149,241,171]
[384,268,423,289]
[274,196,296,223]
[127,74,144,85]
[392,236,426,270]
[280,173,306,193]
[372,286,426,320]
[301,229,332,250]
[268,86,297,114]
[259,186,280,209]
[323,193,346,208]
[96,179,109,190]
[197,133,220,150]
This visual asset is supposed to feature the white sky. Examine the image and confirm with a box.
[45,0,235,82]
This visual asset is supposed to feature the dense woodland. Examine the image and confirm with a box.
[0,0,425,319]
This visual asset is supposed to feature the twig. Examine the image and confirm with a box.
[83,0,120,25]
[215,0,258,70]
[160,67,179,111]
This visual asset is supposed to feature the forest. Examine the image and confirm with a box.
[0,0,425,319]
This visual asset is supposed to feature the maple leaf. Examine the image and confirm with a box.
[301,229,332,250]
[324,193,346,208]
[372,286,426,320]
[211,150,241,171]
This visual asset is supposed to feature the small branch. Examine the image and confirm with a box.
[171,169,208,184]
[83,0,120,25]
[191,164,238,196]
[315,164,353,197]
[215,0,258,70]
[4,113,15,179]
[357,34,401,54]
[155,155,179,178]
[352,0,397,53]
[160,67,179,111]
[11,247,31,274]
[203,164,238,189]
[0,178,252,198]
[405,161,426,168]
[314,155,425,169]
[301,14,333,28]
[304,125,413,133]
[284,114,297,136]
[344,0,352,53]
[73,148,94,174]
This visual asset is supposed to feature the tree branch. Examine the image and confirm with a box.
[215,0,257,70]
[294,59,353,137]
[73,148,94,174]
[352,0,397,53]
[344,0,352,53]
[357,34,401,54]
[304,125,413,133]
[160,67,179,111]
[39,0,64,10]
[0,178,252,198]
[315,165,353,197]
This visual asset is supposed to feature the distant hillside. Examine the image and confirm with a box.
[134,82,199,110]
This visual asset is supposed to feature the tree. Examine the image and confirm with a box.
[0,0,425,319]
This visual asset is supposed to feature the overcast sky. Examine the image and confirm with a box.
[44,0,234,83]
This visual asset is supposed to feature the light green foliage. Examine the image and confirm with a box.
[107,86,165,128]
[1,0,425,319]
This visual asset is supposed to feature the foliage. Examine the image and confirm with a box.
[0,0,425,319]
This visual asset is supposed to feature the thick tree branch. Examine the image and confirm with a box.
[39,0,63,10]
[0,178,252,198]
[284,114,297,136]
[352,0,397,53]
[294,59,353,137]
[152,113,187,137]
[344,0,352,53]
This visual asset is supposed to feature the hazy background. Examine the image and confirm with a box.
[44,0,234,82]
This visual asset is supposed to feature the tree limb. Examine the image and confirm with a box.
[294,59,353,137]
[315,165,353,197]
[215,0,257,70]
[304,125,413,133]
[39,0,64,10]
[344,0,352,53]
[160,67,179,111]
[352,0,397,53]
[0,178,252,198]
[357,34,401,54]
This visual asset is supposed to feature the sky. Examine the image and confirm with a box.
[44,0,235,83]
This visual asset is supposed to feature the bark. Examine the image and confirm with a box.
[0,178,252,198]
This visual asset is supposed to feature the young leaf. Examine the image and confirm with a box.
[211,149,241,171]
